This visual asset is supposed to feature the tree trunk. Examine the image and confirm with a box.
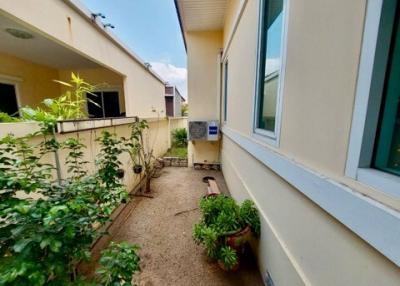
[145,177,151,193]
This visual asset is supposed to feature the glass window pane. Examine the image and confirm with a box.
[0,83,19,116]
[256,0,284,132]
[374,10,400,176]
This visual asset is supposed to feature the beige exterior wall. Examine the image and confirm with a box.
[0,53,127,114]
[0,52,61,107]
[0,0,165,118]
[186,31,222,166]
[186,0,400,284]
[0,118,170,193]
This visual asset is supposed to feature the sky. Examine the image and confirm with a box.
[80,0,187,98]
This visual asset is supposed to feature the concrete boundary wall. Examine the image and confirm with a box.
[0,117,186,192]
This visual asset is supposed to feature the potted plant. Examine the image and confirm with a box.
[192,195,260,271]
[117,168,125,178]
[133,164,143,174]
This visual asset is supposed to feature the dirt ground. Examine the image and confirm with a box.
[86,167,264,286]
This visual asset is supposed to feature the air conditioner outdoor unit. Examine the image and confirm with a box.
[188,120,219,141]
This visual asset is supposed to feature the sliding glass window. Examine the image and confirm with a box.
[223,60,228,122]
[373,3,400,177]
[255,0,285,134]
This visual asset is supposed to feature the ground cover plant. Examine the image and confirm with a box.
[164,146,187,158]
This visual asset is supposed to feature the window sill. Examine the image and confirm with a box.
[253,128,279,147]
[357,168,400,199]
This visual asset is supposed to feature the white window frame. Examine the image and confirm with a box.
[222,59,228,124]
[0,74,22,112]
[346,0,400,199]
[252,0,289,147]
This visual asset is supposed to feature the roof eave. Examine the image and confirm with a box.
[174,0,187,53]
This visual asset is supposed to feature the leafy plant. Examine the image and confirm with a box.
[0,112,21,123]
[125,120,155,193]
[0,129,130,285]
[96,242,140,286]
[218,246,238,270]
[96,131,129,214]
[171,128,187,147]
[0,133,94,285]
[19,73,99,131]
[63,138,88,181]
[239,200,260,236]
[193,195,260,270]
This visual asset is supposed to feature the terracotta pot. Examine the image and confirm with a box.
[226,225,252,251]
[133,165,143,174]
[116,168,125,179]
[217,259,240,272]
[202,193,221,199]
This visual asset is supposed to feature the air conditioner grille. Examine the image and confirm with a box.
[189,121,208,140]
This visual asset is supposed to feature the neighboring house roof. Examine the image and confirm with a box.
[165,85,186,102]
[64,0,167,85]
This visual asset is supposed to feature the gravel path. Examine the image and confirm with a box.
[87,167,263,286]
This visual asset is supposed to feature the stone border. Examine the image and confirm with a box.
[162,157,188,167]
[194,163,221,171]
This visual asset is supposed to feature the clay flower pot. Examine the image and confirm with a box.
[116,168,125,179]
[202,193,220,199]
[226,225,252,251]
[133,165,143,174]
[217,259,240,272]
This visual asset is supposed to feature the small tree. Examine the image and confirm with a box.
[126,120,155,193]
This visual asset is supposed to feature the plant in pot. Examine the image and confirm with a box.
[193,195,260,271]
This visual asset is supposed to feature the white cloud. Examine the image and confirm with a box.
[150,62,187,99]
[265,58,281,76]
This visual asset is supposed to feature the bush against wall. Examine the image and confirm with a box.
[171,128,187,148]
[0,128,140,285]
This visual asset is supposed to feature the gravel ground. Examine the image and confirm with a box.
[85,167,264,286]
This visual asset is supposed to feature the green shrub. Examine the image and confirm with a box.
[0,130,131,285]
[193,195,260,270]
[171,128,187,147]
[96,242,140,286]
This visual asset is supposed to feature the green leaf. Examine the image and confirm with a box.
[13,238,33,253]
[49,239,62,252]
[53,79,73,87]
